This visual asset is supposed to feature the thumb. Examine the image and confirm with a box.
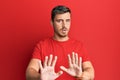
[60,66,68,72]
[56,71,63,78]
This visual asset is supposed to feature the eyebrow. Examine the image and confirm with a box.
[56,19,70,20]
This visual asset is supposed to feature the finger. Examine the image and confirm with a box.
[56,71,63,78]
[38,60,43,70]
[48,54,53,66]
[79,57,82,68]
[68,54,72,67]
[60,66,68,73]
[72,52,75,64]
[52,56,57,67]
[75,53,78,65]
[44,56,48,67]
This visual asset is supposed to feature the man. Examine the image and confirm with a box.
[26,5,94,80]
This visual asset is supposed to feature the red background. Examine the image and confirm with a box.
[0,0,120,80]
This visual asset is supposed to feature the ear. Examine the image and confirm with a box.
[50,20,53,26]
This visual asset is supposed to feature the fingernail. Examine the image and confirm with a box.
[50,54,52,57]
[55,56,57,59]
[60,66,63,68]
[46,56,48,58]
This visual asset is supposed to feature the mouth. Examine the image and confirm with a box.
[61,28,67,33]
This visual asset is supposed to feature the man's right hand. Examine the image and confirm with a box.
[39,55,63,80]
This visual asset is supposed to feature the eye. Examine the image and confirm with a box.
[66,19,70,22]
[56,19,62,22]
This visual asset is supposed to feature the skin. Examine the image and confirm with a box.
[52,12,71,41]
[60,52,94,80]
[39,55,63,80]
[26,12,94,80]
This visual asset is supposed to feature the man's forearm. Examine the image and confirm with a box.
[84,67,94,80]
[76,67,94,80]
[26,68,40,80]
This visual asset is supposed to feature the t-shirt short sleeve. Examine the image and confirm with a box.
[77,42,90,62]
[32,41,42,60]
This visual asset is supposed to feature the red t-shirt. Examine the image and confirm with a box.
[32,37,89,80]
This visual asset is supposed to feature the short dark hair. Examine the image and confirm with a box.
[51,5,71,22]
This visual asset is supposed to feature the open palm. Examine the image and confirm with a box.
[60,52,82,78]
[39,55,63,80]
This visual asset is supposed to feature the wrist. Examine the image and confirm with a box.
[74,73,83,80]
[76,71,92,80]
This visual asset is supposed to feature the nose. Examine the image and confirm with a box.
[62,21,66,27]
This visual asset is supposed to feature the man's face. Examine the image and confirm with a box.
[52,12,71,37]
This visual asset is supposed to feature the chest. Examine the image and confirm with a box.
[42,43,79,65]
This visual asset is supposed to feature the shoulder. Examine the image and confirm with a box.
[69,38,86,51]
[37,37,52,46]
[70,38,83,46]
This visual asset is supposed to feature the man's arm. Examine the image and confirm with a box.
[26,59,40,80]
[77,61,95,80]
[26,55,63,80]
[60,52,95,80]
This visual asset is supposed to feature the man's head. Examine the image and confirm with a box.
[51,5,71,38]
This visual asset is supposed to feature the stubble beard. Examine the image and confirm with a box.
[54,28,69,38]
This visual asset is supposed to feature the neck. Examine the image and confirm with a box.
[53,35,69,42]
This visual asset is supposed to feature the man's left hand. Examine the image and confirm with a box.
[60,52,82,78]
